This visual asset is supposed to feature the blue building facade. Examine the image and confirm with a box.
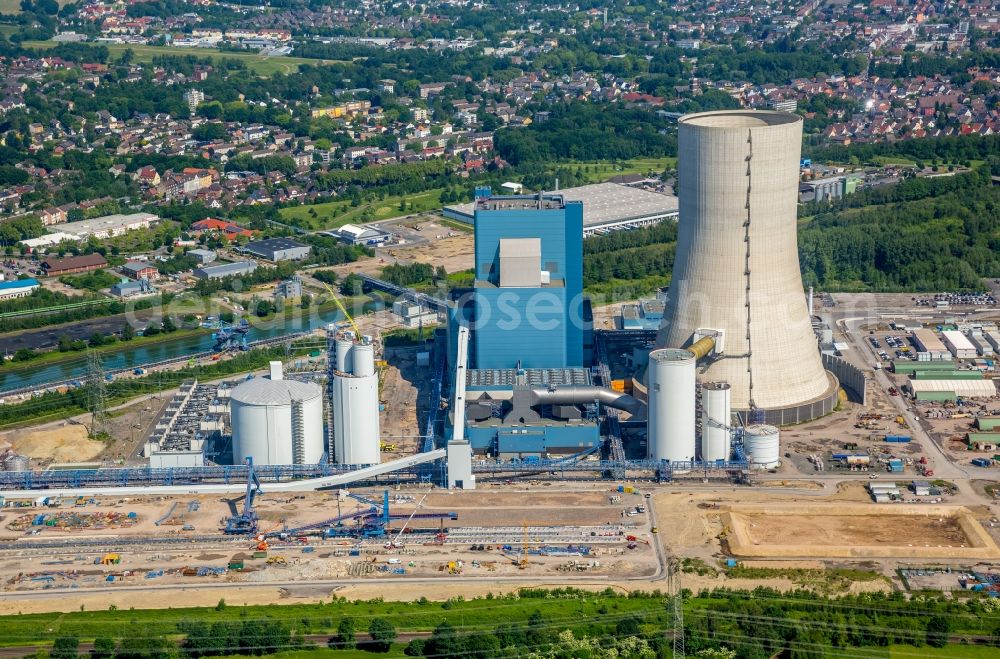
[466,194,584,369]
[446,192,598,456]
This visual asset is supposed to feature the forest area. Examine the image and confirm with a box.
[799,166,1000,291]
[583,164,1000,294]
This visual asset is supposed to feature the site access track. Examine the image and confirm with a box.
[0,570,666,608]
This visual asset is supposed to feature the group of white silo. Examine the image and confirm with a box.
[330,333,381,466]
[229,331,383,467]
[645,347,780,469]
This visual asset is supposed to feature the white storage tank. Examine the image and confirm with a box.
[647,348,697,464]
[744,424,780,469]
[335,338,354,373]
[701,382,732,462]
[352,343,376,377]
[331,341,381,466]
[230,367,324,466]
[3,454,30,472]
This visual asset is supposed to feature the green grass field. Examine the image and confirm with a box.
[22,41,344,76]
[561,157,676,182]
[279,189,446,230]
[0,592,657,646]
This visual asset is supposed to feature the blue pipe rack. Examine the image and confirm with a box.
[0,457,747,491]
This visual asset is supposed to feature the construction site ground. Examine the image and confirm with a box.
[0,424,104,464]
[725,504,999,559]
[6,478,1000,612]
[379,345,434,455]
[325,217,474,280]
[0,487,660,612]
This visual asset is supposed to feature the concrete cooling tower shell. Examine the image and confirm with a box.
[230,377,324,466]
[659,110,838,425]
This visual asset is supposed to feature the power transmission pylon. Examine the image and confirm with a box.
[85,350,109,438]
[668,559,685,659]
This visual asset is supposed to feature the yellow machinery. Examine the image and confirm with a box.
[100,553,121,565]
[380,442,397,452]
[317,280,361,338]
[266,556,287,565]
[687,335,716,361]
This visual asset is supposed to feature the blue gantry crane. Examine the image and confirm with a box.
[213,319,251,352]
[267,490,456,540]
[224,457,262,535]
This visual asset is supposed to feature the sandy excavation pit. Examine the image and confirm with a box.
[724,504,1000,559]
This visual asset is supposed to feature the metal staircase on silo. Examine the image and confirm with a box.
[291,399,305,464]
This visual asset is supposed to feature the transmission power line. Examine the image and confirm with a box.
[86,350,109,438]
[668,559,685,659]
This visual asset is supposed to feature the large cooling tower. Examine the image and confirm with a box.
[659,111,838,424]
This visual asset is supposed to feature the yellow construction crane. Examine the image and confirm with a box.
[317,279,362,338]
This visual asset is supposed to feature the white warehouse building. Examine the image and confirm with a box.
[942,330,977,359]
[229,362,325,465]
[912,329,951,361]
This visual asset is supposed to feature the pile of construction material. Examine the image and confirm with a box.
[6,511,139,532]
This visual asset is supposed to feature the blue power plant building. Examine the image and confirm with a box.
[447,189,631,459]
[471,191,585,368]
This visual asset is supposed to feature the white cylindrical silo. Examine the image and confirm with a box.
[744,424,780,469]
[230,377,324,465]
[335,338,353,373]
[647,348,697,463]
[332,370,380,465]
[3,454,29,472]
[352,343,375,377]
[701,382,732,462]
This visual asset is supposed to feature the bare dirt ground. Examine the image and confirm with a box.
[102,394,173,463]
[739,512,969,548]
[651,483,990,563]
[0,424,104,463]
[330,230,474,279]
[379,345,432,455]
